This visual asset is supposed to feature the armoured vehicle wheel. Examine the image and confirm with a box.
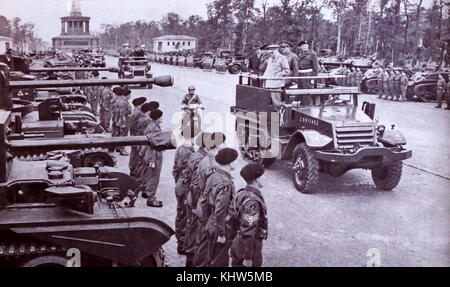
[371,161,403,191]
[292,143,319,193]
[229,65,241,74]
[22,255,67,267]
[418,91,434,102]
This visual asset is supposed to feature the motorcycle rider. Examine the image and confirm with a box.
[181,85,203,136]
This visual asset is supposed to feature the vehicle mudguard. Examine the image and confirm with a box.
[378,129,407,146]
[281,130,333,159]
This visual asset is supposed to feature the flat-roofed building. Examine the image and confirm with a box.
[152,35,197,53]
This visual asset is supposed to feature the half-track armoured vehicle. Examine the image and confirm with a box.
[231,75,412,193]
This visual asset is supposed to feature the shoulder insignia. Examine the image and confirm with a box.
[243,213,259,225]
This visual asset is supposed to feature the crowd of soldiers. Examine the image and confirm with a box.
[375,67,410,101]
[172,130,268,267]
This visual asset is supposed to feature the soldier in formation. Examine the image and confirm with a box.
[128,97,147,177]
[98,80,114,131]
[111,87,131,156]
[435,74,448,109]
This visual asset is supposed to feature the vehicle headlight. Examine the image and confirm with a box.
[377,125,386,135]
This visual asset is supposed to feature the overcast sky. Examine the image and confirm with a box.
[0,0,433,43]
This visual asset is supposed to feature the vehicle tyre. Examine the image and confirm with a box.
[22,255,68,267]
[418,91,434,102]
[292,143,319,193]
[371,161,403,191]
[229,65,241,74]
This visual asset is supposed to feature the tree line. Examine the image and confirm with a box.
[99,0,449,67]
[0,15,47,53]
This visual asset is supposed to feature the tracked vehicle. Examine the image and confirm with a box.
[0,65,176,267]
[231,75,412,193]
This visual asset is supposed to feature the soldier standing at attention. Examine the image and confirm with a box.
[136,102,160,188]
[230,163,268,267]
[204,148,239,267]
[98,81,114,132]
[400,71,408,102]
[172,130,196,254]
[377,68,385,99]
[111,88,132,156]
[87,71,100,115]
[356,67,364,90]
[128,97,147,177]
[141,109,165,208]
[394,70,402,101]
[387,70,395,100]
[297,40,319,89]
[184,132,212,267]
[194,132,227,267]
[435,74,447,109]
[382,70,390,100]
[279,41,298,87]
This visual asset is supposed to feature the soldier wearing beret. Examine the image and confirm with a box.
[248,44,264,76]
[193,132,227,267]
[141,109,165,207]
[172,130,196,254]
[111,88,132,156]
[297,40,319,90]
[201,148,239,267]
[279,41,299,87]
[230,163,268,267]
[128,97,147,177]
[136,101,160,188]
[87,71,101,115]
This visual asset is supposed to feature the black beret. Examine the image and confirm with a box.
[123,88,131,96]
[298,40,308,46]
[132,97,147,107]
[215,148,238,165]
[112,87,123,95]
[150,109,163,120]
[141,101,160,113]
[240,163,265,181]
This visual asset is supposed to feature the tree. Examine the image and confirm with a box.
[0,15,11,37]
[326,0,353,54]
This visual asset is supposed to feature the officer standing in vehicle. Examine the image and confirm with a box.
[279,41,298,87]
[129,97,147,177]
[204,148,239,267]
[435,74,447,109]
[248,44,263,75]
[230,163,268,267]
[172,130,196,254]
[98,81,114,131]
[297,40,319,89]
[142,109,165,208]
[111,88,132,156]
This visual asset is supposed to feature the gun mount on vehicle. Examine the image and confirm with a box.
[231,74,412,193]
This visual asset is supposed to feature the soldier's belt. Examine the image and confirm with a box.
[299,69,313,73]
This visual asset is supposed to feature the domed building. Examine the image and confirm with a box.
[52,0,99,50]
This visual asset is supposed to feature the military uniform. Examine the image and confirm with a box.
[377,69,385,98]
[356,69,364,90]
[435,76,447,108]
[284,51,299,87]
[203,167,235,267]
[172,144,195,252]
[382,72,389,99]
[297,50,319,89]
[248,51,262,75]
[230,185,268,267]
[181,93,202,105]
[394,72,402,100]
[387,72,394,100]
[89,86,101,116]
[99,86,114,131]
[111,95,131,154]
[193,152,217,267]
[141,119,163,202]
[136,116,152,184]
[129,108,146,177]
[184,147,209,267]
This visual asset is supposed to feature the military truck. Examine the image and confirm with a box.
[231,75,412,193]
[118,57,153,88]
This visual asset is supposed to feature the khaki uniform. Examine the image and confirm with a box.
[111,97,131,153]
[230,186,268,267]
[140,120,163,201]
[99,86,114,130]
[184,148,209,266]
[128,109,146,177]
[172,145,195,250]
[202,168,235,267]
[135,116,152,184]
[436,77,447,108]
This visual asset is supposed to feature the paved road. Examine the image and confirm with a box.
[103,57,449,267]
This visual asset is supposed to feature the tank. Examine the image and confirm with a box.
[0,109,176,266]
